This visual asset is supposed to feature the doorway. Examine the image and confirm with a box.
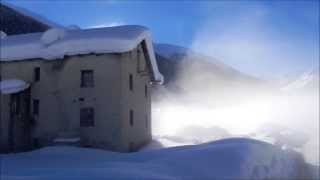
[8,88,31,152]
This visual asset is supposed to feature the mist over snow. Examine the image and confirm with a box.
[152,43,319,166]
[150,2,319,166]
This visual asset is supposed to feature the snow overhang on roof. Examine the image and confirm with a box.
[0,79,30,94]
[0,25,164,84]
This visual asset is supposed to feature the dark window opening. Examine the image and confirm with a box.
[33,99,39,115]
[81,70,94,88]
[34,67,40,82]
[145,85,148,98]
[80,107,95,127]
[130,109,134,126]
[129,74,133,91]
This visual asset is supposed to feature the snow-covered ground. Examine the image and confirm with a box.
[1,138,318,180]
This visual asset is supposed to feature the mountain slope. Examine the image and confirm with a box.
[281,69,319,92]
[153,43,265,101]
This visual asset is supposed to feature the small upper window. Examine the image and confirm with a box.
[80,107,95,127]
[129,74,133,91]
[34,67,40,82]
[81,70,94,88]
[129,109,134,126]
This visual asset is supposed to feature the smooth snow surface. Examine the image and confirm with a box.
[0,138,317,180]
[0,25,163,83]
[0,79,30,94]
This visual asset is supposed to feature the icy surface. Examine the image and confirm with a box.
[0,138,317,180]
[0,25,163,83]
[0,79,30,94]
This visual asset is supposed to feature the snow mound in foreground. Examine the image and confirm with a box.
[1,138,318,180]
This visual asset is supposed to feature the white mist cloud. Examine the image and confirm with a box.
[153,88,319,165]
[152,6,319,165]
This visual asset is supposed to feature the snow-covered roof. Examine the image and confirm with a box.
[0,79,30,94]
[0,25,163,83]
[1,1,61,28]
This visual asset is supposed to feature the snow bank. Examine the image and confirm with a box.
[0,138,317,179]
[0,31,7,39]
[0,79,30,94]
[0,25,163,83]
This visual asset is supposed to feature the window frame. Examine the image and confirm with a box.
[81,70,94,88]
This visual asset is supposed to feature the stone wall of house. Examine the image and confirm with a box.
[119,42,152,152]
[0,45,153,152]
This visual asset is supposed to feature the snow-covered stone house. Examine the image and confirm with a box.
[0,2,163,153]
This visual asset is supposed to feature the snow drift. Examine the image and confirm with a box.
[1,138,317,180]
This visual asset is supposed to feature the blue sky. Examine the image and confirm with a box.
[6,0,320,79]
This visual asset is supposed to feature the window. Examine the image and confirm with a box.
[34,67,40,82]
[145,84,148,98]
[33,99,39,115]
[129,74,133,91]
[80,107,95,127]
[129,109,134,126]
[81,70,94,87]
